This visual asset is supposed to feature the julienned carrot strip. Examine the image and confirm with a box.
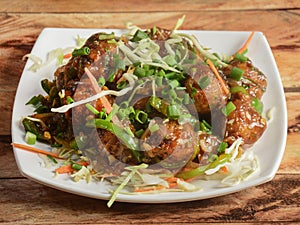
[55,161,89,174]
[134,185,165,192]
[55,165,73,174]
[206,59,229,95]
[11,143,61,159]
[63,53,72,59]
[237,31,255,54]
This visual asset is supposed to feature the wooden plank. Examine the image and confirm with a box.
[0,175,299,223]
[0,10,299,44]
[1,0,299,13]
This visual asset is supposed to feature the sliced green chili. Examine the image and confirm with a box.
[176,154,231,179]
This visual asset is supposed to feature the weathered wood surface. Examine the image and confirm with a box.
[0,175,299,224]
[1,0,299,12]
[0,0,300,224]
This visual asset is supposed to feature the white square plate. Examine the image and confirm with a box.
[11,28,287,203]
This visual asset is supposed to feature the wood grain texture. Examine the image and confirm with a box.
[0,175,299,224]
[1,0,299,13]
[1,0,299,223]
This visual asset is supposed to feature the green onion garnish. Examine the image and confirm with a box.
[217,142,228,153]
[149,124,159,133]
[208,154,218,162]
[230,86,247,94]
[117,81,128,90]
[131,29,149,42]
[234,53,248,62]
[198,76,210,89]
[66,96,74,104]
[135,110,148,124]
[183,93,190,104]
[99,32,115,41]
[222,101,236,116]
[98,77,106,87]
[229,67,244,81]
[167,104,181,119]
[134,67,146,77]
[164,55,177,67]
[252,97,263,114]
[25,131,37,145]
[135,129,144,138]
[85,103,100,116]
[72,47,90,57]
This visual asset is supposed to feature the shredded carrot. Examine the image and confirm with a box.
[11,143,61,159]
[237,31,255,54]
[165,177,179,183]
[220,166,228,173]
[63,53,72,59]
[206,59,229,95]
[55,161,89,174]
[134,185,165,193]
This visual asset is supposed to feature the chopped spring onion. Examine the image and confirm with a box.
[25,131,37,145]
[135,129,145,138]
[85,103,100,116]
[66,96,74,104]
[230,86,247,94]
[229,67,244,81]
[198,76,210,89]
[131,29,149,42]
[117,81,128,90]
[217,142,228,153]
[72,47,90,57]
[252,97,263,114]
[99,32,115,40]
[208,154,218,163]
[149,123,159,133]
[234,53,248,62]
[167,104,181,119]
[98,77,106,87]
[164,54,177,67]
[222,101,236,116]
[135,110,148,124]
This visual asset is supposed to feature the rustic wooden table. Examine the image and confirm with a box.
[0,0,299,224]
